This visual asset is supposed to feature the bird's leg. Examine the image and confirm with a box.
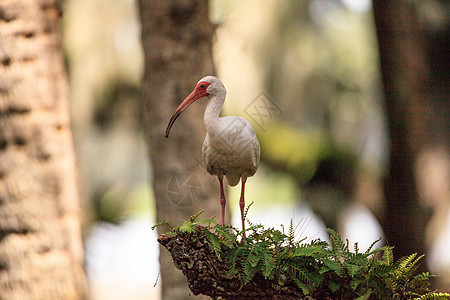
[240,177,247,237]
[218,175,226,226]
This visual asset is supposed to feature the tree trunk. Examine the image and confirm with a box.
[138,0,223,298]
[372,1,431,261]
[0,0,87,299]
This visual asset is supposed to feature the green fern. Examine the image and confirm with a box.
[327,228,348,256]
[206,230,222,259]
[179,220,196,233]
[151,220,173,231]
[287,219,295,247]
[395,253,423,280]
[382,246,394,266]
[262,248,275,278]
[364,237,382,256]
[154,211,450,299]
[418,292,450,300]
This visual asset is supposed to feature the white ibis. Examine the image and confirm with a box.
[165,76,260,235]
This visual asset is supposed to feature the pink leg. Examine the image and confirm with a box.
[240,177,247,237]
[219,176,226,226]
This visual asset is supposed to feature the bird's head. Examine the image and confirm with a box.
[165,76,224,138]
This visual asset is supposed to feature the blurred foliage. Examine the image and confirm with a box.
[64,0,384,226]
[216,0,384,155]
[229,166,298,212]
[92,82,142,131]
[62,0,449,295]
[92,184,155,224]
[213,0,386,231]
[258,122,356,187]
[256,121,358,229]
[63,0,147,225]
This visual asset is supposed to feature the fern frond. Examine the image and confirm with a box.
[417,292,450,300]
[151,220,173,231]
[288,219,295,247]
[243,201,254,225]
[355,288,373,300]
[196,217,216,225]
[321,259,344,277]
[160,212,444,299]
[189,210,204,222]
[179,220,195,233]
[247,251,261,268]
[243,254,259,284]
[382,246,394,266]
[290,265,312,294]
[226,247,248,276]
[328,280,341,293]
[364,238,382,256]
[345,262,363,277]
[327,228,348,254]
[206,231,222,260]
[294,244,325,257]
[262,249,275,278]
[396,253,418,271]
[212,224,236,248]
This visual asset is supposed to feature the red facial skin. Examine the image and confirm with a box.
[165,81,211,138]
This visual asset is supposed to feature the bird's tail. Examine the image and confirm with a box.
[225,174,240,187]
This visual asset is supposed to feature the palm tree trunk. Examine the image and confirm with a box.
[0,0,87,298]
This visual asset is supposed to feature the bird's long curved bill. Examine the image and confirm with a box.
[165,89,204,138]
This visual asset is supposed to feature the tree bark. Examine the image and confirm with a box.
[0,0,87,299]
[138,0,223,298]
[158,226,307,300]
[372,1,431,261]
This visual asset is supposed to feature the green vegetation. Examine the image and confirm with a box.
[153,210,450,299]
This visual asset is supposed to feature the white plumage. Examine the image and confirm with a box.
[165,76,260,233]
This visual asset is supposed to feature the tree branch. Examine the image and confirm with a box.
[158,225,307,299]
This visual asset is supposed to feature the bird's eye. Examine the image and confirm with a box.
[200,84,206,89]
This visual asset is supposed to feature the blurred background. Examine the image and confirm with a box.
[61,0,449,299]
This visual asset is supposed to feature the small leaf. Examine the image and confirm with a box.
[350,279,360,291]
[262,250,275,278]
[278,273,287,286]
[382,247,394,266]
[323,259,344,276]
[189,210,204,222]
[179,220,195,233]
[206,231,222,260]
[329,281,341,292]
[196,217,216,224]
[364,238,382,255]
[247,252,261,268]
[346,263,363,277]
[356,288,373,300]
[151,220,172,230]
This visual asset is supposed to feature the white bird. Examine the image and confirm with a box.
[165,76,260,235]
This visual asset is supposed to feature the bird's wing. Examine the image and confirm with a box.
[252,135,260,170]
[227,116,260,175]
[245,120,260,174]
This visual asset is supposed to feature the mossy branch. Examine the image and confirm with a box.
[154,212,449,300]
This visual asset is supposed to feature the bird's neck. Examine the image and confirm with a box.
[204,92,225,136]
